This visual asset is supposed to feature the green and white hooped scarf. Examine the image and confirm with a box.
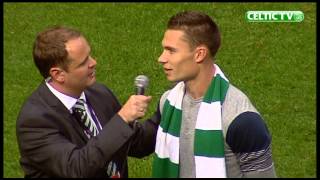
[152,64,229,178]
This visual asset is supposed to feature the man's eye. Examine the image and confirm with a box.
[169,50,175,54]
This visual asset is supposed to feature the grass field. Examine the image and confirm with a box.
[3,2,316,178]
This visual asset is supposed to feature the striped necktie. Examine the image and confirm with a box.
[72,98,119,177]
[72,98,98,138]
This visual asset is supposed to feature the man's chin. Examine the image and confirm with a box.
[166,75,174,82]
[87,78,96,87]
[167,75,179,82]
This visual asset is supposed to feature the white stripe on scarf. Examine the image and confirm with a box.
[154,64,228,178]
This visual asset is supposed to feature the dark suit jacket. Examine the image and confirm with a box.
[16,82,161,178]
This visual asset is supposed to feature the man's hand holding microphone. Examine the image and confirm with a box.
[118,75,151,123]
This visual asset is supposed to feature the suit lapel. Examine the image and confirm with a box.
[38,82,89,142]
[84,90,108,127]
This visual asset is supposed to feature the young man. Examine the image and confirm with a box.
[16,26,160,178]
[152,11,276,178]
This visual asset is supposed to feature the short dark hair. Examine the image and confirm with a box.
[33,26,82,78]
[167,11,221,58]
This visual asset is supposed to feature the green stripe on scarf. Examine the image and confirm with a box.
[160,100,182,137]
[204,74,229,103]
[153,64,229,178]
[194,130,225,157]
[153,157,179,178]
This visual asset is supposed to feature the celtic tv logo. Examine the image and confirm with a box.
[246,11,304,22]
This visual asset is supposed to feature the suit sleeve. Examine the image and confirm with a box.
[93,83,161,158]
[127,103,161,157]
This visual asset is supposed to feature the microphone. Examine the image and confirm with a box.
[132,75,149,128]
[134,75,149,95]
[126,75,149,159]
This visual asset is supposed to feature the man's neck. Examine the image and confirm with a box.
[48,80,82,99]
[185,63,215,99]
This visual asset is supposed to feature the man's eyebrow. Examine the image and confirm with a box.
[164,46,177,51]
[77,55,89,67]
[77,49,91,67]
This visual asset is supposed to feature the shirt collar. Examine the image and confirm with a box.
[45,77,86,113]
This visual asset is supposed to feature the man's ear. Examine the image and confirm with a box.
[194,45,208,63]
[49,67,65,83]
